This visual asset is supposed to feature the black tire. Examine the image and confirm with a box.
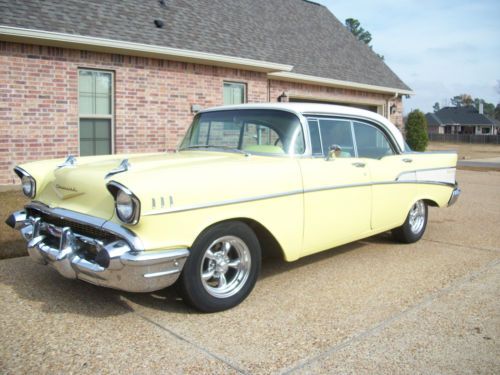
[178,221,261,312]
[392,200,428,243]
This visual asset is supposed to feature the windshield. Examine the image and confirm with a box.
[179,109,305,155]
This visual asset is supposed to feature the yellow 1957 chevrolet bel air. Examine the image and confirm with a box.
[6,103,460,312]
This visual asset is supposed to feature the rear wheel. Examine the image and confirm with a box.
[392,200,428,243]
[179,221,261,312]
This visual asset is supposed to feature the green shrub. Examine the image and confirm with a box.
[405,110,428,151]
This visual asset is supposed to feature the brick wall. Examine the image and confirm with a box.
[0,41,404,186]
[0,42,268,185]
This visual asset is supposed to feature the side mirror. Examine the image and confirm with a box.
[326,144,342,161]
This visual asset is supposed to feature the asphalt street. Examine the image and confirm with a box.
[1,170,499,374]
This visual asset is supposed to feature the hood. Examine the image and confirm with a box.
[25,150,302,221]
[29,151,246,220]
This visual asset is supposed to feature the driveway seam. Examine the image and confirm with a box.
[278,258,500,375]
[422,238,500,254]
[116,300,249,374]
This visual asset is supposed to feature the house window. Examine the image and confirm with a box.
[481,127,491,134]
[223,82,246,105]
[78,69,113,156]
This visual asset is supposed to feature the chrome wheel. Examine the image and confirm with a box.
[200,235,251,298]
[409,200,426,234]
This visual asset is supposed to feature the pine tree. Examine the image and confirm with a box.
[405,110,428,151]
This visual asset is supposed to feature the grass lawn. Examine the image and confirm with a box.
[0,190,28,259]
[427,142,500,160]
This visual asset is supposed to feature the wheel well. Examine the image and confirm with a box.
[423,199,439,207]
[202,218,285,260]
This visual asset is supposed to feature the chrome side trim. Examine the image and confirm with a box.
[26,202,145,251]
[143,179,456,216]
[145,189,304,216]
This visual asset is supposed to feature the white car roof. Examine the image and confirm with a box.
[201,103,405,151]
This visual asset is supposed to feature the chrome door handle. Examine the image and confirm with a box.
[352,162,366,168]
[402,158,413,163]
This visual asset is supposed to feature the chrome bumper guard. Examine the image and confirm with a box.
[448,184,461,207]
[6,209,189,293]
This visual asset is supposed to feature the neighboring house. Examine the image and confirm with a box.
[0,0,412,186]
[426,106,498,135]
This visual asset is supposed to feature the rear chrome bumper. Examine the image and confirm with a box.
[448,184,461,207]
[6,206,189,293]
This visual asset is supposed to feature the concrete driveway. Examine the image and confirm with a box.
[1,170,499,374]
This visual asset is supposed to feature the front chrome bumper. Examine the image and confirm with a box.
[6,206,189,293]
[448,184,461,207]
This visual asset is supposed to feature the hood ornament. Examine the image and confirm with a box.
[105,159,130,179]
[56,155,77,170]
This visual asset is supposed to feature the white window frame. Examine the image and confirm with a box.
[78,68,115,155]
[223,81,247,105]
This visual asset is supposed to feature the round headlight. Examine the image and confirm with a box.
[116,190,134,222]
[21,175,36,198]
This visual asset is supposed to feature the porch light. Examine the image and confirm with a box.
[277,92,288,102]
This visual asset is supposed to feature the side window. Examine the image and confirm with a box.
[318,119,355,157]
[353,121,394,159]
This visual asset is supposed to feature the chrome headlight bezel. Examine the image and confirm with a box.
[106,181,141,225]
[14,167,36,198]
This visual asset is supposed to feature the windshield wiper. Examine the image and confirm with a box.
[179,145,249,155]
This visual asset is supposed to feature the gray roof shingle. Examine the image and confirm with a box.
[426,106,495,126]
[0,0,410,91]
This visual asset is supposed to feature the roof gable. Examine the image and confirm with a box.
[0,0,410,92]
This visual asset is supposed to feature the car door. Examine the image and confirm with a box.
[299,117,371,256]
[351,120,418,231]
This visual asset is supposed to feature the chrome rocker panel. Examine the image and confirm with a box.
[7,207,189,293]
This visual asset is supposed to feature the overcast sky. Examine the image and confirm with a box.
[319,0,500,114]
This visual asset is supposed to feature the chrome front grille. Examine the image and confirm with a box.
[26,208,119,243]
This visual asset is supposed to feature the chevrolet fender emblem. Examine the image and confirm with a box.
[53,184,84,200]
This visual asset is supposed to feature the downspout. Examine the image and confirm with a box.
[267,78,271,102]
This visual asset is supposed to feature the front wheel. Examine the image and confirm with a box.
[178,221,261,312]
[392,200,428,243]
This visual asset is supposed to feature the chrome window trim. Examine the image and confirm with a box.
[142,179,455,217]
[26,201,144,251]
[303,112,403,154]
[349,120,359,158]
[179,108,314,157]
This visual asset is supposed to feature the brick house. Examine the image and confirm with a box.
[426,106,498,135]
[0,0,412,186]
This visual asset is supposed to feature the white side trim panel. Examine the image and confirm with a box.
[416,168,456,185]
[398,168,456,185]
